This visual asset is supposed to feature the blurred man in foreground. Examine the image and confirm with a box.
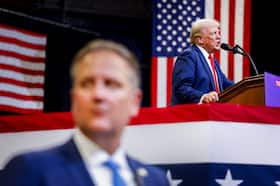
[2,39,170,186]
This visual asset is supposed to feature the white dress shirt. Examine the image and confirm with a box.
[197,45,215,75]
[73,129,136,186]
[196,45,219,103]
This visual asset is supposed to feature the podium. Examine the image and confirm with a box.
[219,74,264,105]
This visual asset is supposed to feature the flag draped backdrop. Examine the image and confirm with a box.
[0,24,47,114]
[151,0,251,107]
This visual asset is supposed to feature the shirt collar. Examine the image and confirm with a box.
[196,45,210,60]
[73,128,128,169]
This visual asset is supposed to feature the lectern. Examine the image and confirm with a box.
[219,74,264,105]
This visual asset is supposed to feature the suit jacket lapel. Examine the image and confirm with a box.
[60,138,95,186]
[193,45,216,90]
[126,156,149,186]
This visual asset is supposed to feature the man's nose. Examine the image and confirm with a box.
[91,83,106,100]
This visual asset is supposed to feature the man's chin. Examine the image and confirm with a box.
[89,120,112,133]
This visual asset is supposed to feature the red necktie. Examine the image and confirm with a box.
[208,54,220,93]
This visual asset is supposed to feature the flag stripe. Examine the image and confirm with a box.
[0,96,43,109]
[228,0,235,80]
[0,83,44,96]
[157,57,167,107]
[0,64,44,75]
[0,55,45,70]
[213,0,221,66]
[234,0,244,82]
[0,24,47,45]
[0,91,44,101]
[0,105,43,114]
[0,69,44,84]
[0,77,43,88]
[0,36,46,50]
[214,0,221,20]
[0,24,46,113]
[219,0,229,77]
[151,57,158,107]
[0,41,45,58]
[166,57,174,106]
[0,50,45,63]
[243,0,251,77]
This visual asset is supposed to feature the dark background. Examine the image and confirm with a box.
[0,0,279,112]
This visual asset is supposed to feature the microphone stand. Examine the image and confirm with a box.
[233,45,259,75]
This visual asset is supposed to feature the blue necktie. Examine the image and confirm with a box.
[103,160,126,186]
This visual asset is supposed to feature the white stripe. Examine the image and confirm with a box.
[0,96,43,109]
[0,42,46,58]
[0,129,73,169]
[0,83,43,96]
[205,0,214,19]
[2,121,280,170]
[124,122,280,165]
[157,57,167,107]
[234,54,243,83]
[0,26,47,45]
[234,0,245,82]
[0,56,45,71]
[219,0,230,76]
[0,69,44,84]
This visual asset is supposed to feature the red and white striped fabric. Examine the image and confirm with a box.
[151,0,251,107]
[0,24,47,114]
[1,104,280,171]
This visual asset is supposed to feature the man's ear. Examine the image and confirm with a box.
[196,36,203,45]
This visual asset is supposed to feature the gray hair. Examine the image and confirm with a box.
[70,39,141,89]
[189,18,220,44]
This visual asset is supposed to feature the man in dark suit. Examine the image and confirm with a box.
[171,18,234,105]
[2,39,170,186]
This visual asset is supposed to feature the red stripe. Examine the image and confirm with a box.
[0,105,42,115]
[214,0,221,64]
[131,103,280,125]
[243,0,251,77]
[0,64,44,75]
[0,91,43,101]
[0,50,45,63]
[0,24,47,38]
[166,57,173,106]
[0,77,43,88]
[214,0,221,21]
[0,36,46,50]
[0,112,73,133]
[151,57,158,107]
[1,104,280,133]
[227,0,236,80]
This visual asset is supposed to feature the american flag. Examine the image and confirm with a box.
[0,24,47,114]
[151,0,251,107]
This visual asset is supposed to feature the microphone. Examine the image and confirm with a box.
[220,43,244,55]
[220,43,259,75]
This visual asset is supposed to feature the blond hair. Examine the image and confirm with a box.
[189,18,220,44]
